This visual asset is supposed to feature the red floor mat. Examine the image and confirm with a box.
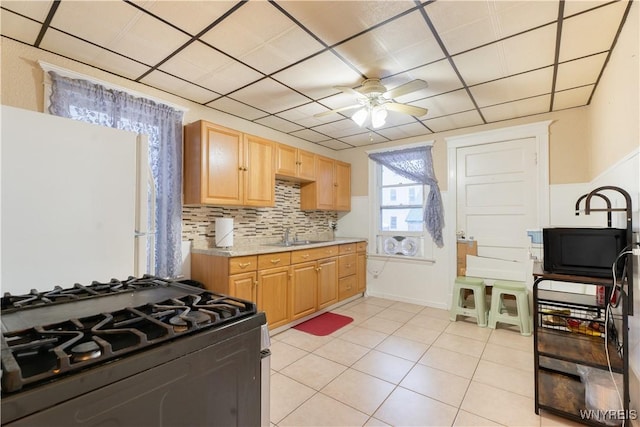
[293,312,354,336]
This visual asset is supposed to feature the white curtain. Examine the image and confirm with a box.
[48,71,184,277]
[368,145,444,247]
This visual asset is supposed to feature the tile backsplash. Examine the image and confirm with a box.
[182,180,338,248]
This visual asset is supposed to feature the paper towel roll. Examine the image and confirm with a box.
[215,218,234,247]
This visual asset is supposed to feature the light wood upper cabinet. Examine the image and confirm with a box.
[243,134,276,206]
[300,156,351,211]
[334,160,351,211]
[275,144,316,181]
[183,120,275,207]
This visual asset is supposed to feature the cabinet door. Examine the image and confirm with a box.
[258,266,290,329]
[184,121,243,205]
[290,261,318,320]
[244,134,275,206]
[274,143,297,177]
[357,252,366,293]
[229,272,257,303]
[206,124,244,205]
[334,160,351,211]
[317,257,338,309]
[297,149,316,181]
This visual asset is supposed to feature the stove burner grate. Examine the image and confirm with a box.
[1,283,257,393]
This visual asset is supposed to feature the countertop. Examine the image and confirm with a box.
[191,237,367,257]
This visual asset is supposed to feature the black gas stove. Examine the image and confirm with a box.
[1,276,267,426]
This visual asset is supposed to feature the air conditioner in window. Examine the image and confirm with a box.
[376,235,423,257]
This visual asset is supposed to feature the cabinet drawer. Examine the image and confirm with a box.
[339,275,357,299]
[338,254,357,278]
[291,245,338,263]
[228,255,258,274]
[339,243,356,254]
[258,252,291,269]
[356,241,367,252]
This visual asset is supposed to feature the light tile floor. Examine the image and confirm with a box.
[269,296,585,427]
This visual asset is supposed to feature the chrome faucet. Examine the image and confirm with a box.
[283,227,291,244]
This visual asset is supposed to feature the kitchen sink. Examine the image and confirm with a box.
[264,240,329,247]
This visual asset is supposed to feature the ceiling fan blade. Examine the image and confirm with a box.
[314,104,362,118]
[383,79,428,99]
[385,103,428,117]
[334,86,366,98]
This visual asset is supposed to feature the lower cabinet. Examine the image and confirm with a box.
[290,261,318,320]
[191,241,367,330]
[317,257,338,309]
[258,265,290,329]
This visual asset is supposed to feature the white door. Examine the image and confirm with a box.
[456,138,539,281]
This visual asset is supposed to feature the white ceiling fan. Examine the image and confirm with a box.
[315,78,429,128]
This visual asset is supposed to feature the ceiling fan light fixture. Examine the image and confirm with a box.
[371,106,387,128]
[352,107,368,127]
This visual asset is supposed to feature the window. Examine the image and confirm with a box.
[368,142,443,259]
[380,165,424,232]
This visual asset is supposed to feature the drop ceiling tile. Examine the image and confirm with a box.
[230,78,310,114]
[0,0,53,21]
[340,132,390,147]
[254,115,304,134]
[312,118,365,138]
[206,97,267,121]
[469,67,554,107]
[277,103,340,128]
[131,0,233,35]
[454,24,557,86]
[199,1,324,75]
[383,59,463,101]
[332,11,446,78]
[424,110,485,133]
[563,1,620,18]
[140,70,220,104]
[559,1,628,62]
[0,8,42,44]
[555,53,607,91]
[272,51,364,100]
[159,41,263,95]
[317,140,354,150]
[414,89,477,118]
[553,85,594,110]
[276,1,415,46]
[375,122,433,141]
[40,29,150,80]
[481,94,551,122]
[427,0,559,55]
[52,1,190,66]
[290,128,331,143]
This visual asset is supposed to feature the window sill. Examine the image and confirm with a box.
[367,254,435,265]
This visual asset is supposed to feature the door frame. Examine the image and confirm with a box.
[445,121,553,294]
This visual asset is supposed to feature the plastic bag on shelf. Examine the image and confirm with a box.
[577,364,624,426]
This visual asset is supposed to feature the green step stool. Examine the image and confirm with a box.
[488,280,531,336]
[450,276,487,327]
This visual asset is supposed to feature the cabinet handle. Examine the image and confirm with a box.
[238,262,251,268]
[346,264,352,268]
[253,280,258,287]
[270,258,281,264]
[301,254,309,259]
[316,267,322,272]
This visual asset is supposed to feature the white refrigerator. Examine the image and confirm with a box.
[1,105,155,295]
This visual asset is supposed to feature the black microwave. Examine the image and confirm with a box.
[543,227,627,278]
